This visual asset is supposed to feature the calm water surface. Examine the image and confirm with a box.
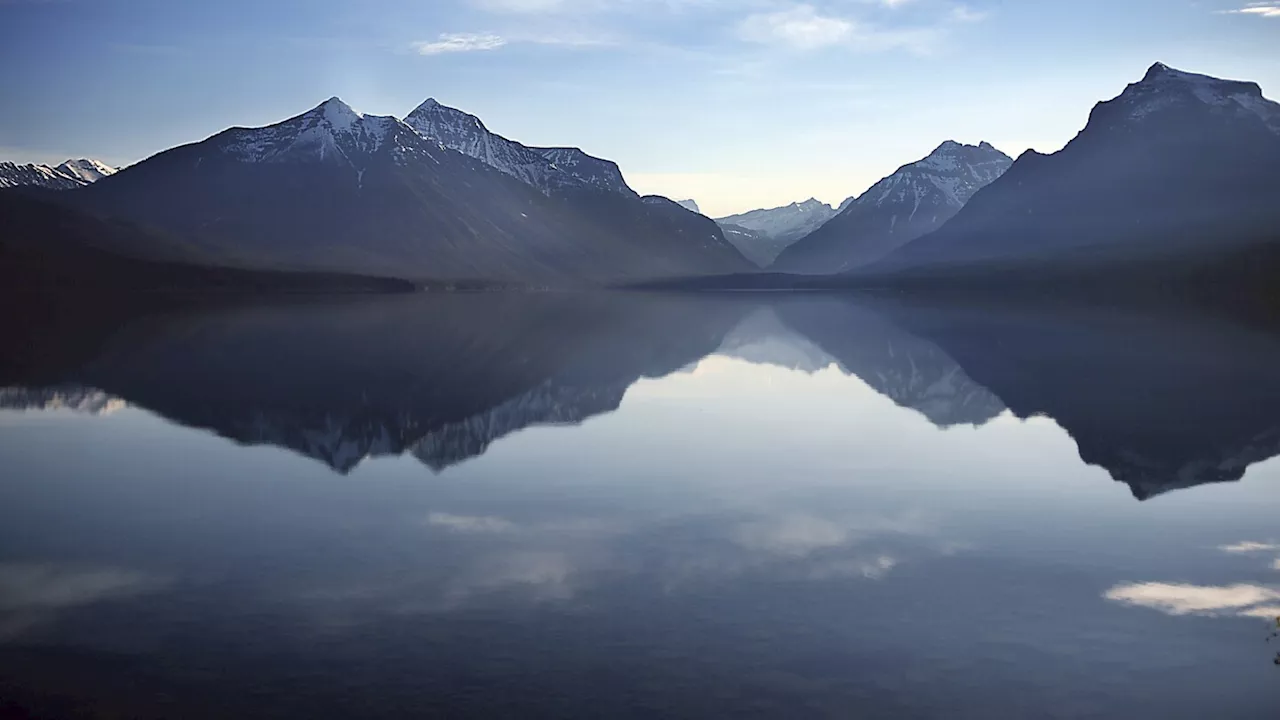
[1,292,1279,718]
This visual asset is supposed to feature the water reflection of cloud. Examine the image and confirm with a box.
[730,512,935,558]
[806,555,898,581]
[0,563,166,639]
[1106,545,1280,622]
[426,512,517,534]
[1219,541,1280,554]
[290,506,951,625]
[1104,582,1280,617]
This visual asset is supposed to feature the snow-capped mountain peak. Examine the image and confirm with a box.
[0,158,118,190]
[1107,62,1280,134]
[770,141,1012,273]
[312,96,363,129]
[404,97,577,194]
[407,98,488,133]
[55,158,117,183]
[403,97,636,196]
[863,140,1012,211]
[218,97,412,166]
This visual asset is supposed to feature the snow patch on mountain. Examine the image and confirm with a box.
[856,141,1011,214]
[772,141,1012,273]
[55,158,118,183]
[1118,63,1280,134]
[404,98,636,197]
[537,147,634,195]
[0,158,118,190]
[404,99,577,194]
[717,198,837,242]
[219,97,413,167]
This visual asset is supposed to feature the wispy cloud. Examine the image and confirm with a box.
[412,32,508,56]
[737,5,854,50]
[1219,2,1280,17]
[736,3,943,54]
[949,4,988,22]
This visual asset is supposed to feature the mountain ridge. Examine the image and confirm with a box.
[772,141,1012,274]
[868,62,1280,275]
[62,96,751,285]
[0,158,117,190]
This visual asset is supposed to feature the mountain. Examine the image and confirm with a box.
[404,99,638,198]
[536,147,632,194]
[715,199,838,266]
[870,63,1280,275]
[0,158,116,190]
[56,159,118,183]
[676,199,701,213]
[402,98,749,279]
[716,224,779,267]
[772,142,1012,274]
[68,98,749,284]
[402,99,582,195]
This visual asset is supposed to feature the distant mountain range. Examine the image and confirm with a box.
[0,158,116,190]
[715,199,839,266]
[868,63,1280,276]
[3,62,1278,294]
[772,142,1012,273]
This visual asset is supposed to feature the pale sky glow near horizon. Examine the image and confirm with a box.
[2,0,1279,216]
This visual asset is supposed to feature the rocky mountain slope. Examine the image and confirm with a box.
[773,142,1011,273]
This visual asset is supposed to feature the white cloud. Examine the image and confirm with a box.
[737,5,854,50]
[1221,3,1280,17]
[475,0,569,11]
[736,3,944,54]
[472,0,728,13]
[412,33,508,56]
[949,4,987,22]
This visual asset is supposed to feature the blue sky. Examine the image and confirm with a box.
[2,0,1278,216]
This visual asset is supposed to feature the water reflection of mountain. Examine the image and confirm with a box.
[4,291,1280,499]
[3,294,747,474]
[0,385,125,414]
[863,298,1280,500]
[771,298,1008,428]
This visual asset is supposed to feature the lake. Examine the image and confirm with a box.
[2,292,1279,718]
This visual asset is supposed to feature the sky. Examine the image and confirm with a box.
[1,0,1278,217]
